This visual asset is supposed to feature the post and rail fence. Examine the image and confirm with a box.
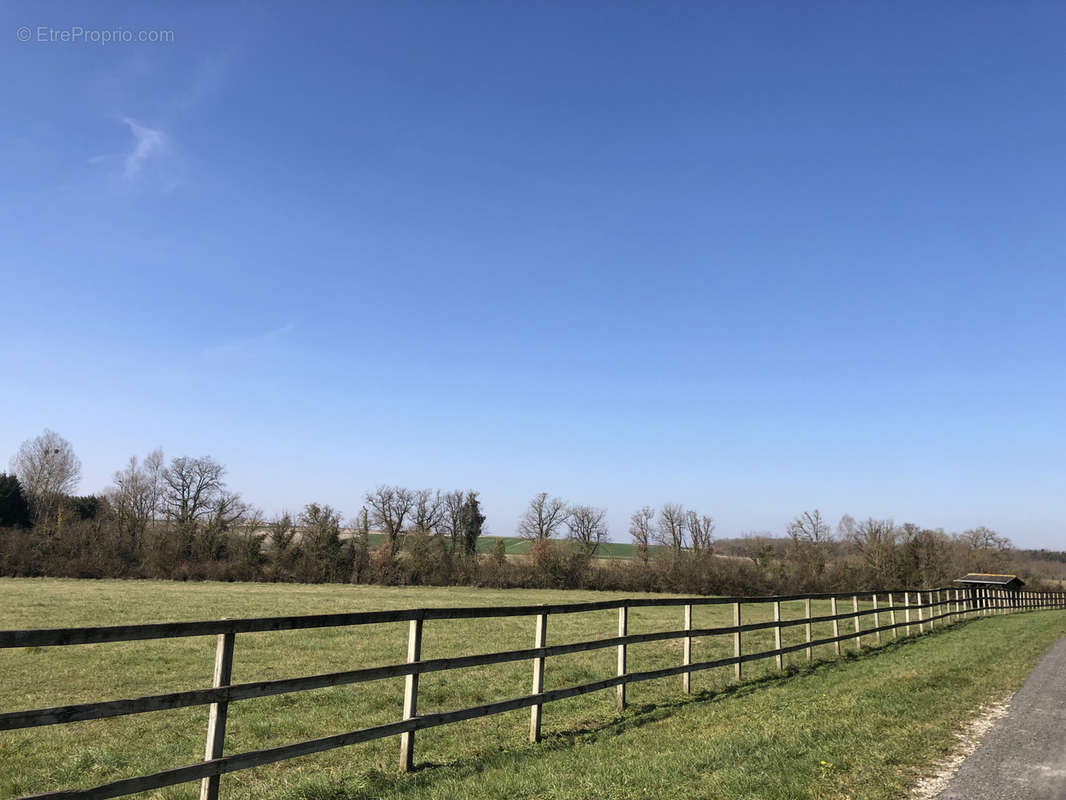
[2,586,1064,800]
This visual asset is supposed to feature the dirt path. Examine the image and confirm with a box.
[930,634,1066,800]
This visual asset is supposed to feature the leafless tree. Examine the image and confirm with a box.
[788,509,831,545]
[412,489,444,535]
[786,509,832,588]
[567,504,608,556]
[365,485,415,555]
[686,511,715,556]
[107,448,164,547]
[849,518,898,586]
[10,429,81,525]
[440,490,466,553]
[962,526,1011,552]
[517,492,569,541]
[160,456,226,530]
[837,513,857,540]
[629,506,655,564]
[655,503,687,556]
[961,525,1013,572]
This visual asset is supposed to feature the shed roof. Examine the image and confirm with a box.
[953,573,1024,587]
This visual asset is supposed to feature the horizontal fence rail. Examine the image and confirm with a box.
[3,586,1064,800]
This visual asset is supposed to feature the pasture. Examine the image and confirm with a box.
[1,579,1063,799]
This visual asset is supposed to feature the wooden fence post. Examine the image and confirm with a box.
[804,597,813,662]
[888,592,897,639]
[928,591,935,630]
[773,600,783,670]
[831,597,840,656]
[904,591,911,635]
[530,611,547,742]
[917,592,925,634]
[852,595,861,650]
[200,627,235,800]
[733,601,742,681]
[682,604,693,693]
[617,605,628,710]
[872,594,881,644]
[399,615,423,772]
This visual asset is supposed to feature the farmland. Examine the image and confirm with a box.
[1,579,1064,799]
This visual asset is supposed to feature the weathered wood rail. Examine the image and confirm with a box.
[2,586,1063,800]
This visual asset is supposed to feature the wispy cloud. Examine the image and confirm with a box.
[203,322,297,360]
[122,117,166,180]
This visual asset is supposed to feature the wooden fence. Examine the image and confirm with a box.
[2,586,1063,800]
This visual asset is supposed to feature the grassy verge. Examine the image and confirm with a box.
[1,579,1063,799]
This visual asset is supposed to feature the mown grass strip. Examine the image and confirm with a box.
[277,612,1066,800]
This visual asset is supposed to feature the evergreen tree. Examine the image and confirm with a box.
[0,473,31,528]
[460,492,485,556]
[491,537,507,566]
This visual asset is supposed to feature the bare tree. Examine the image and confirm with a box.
[837,513,857,541]
[629,506,655,564]
[961,525,1013,572]
[159,456,229,556]
[962,525,1011,552]
[849,518,898,586]
[788,510,831,545]
[440,490,466,553]
[686,511,715,556]
[161,456,225,529]
[567,504,608,556]
[107,448,164,548]
[411,489,444,535]
[365,485,415,555]
[655,503,687,556]
[786,509,832,588]
[10,429,81,525]
[516,492,569,541]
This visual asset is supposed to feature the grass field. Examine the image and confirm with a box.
[1,579,1063,800]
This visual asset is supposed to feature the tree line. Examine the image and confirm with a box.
[0,429,1045,593]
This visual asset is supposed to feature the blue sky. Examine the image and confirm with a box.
[2,2,1063,547]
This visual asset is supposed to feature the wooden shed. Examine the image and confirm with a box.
[952,573,1024,590]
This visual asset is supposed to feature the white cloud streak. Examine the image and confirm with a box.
[122,117,166,180]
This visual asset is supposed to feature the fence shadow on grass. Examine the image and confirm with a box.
[336,616,985,800]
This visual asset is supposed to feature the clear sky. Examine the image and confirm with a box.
[2,3,1063,547]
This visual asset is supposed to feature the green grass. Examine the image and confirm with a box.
[1,579,1063,800]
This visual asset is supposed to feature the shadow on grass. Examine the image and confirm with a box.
[289,616,985,800]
